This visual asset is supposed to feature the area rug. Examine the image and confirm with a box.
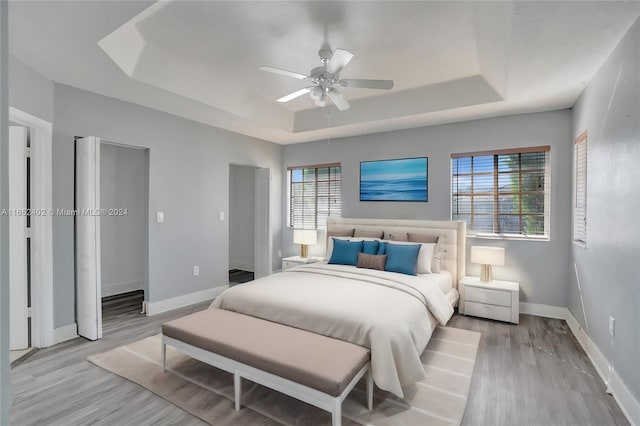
[88,326,480,426]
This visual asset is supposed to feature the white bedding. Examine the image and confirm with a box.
[423,269,452,294]
[210,262,454,397]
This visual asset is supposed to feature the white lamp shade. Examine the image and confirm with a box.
[293,229,317,245]
[470,246,505,266]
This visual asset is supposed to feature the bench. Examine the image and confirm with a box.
[161,309,373,426]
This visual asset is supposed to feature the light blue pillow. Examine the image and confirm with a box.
[328,239,363,266]
[362,240,379,255]
[384,243,421,276]
[377,241,387,255]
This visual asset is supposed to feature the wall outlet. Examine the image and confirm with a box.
[219,211,225,221]
[156,211,165,223]
[608,316,615,337]
[193,266,199,276]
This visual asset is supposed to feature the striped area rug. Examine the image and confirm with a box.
[88,327,480,426]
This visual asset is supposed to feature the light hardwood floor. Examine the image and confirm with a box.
[10,300,629,426]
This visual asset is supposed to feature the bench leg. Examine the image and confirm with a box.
[161,341,167,373]
[332,399,342,426]
[234,372,241,411]
[366,366,373,410]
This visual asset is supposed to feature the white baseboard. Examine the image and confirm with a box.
[565,311,640,426]
[146,285,228,316]
[520,302,568,319]
[53,323,78,345]
[520,302,639,425]
[102,280,144,297]
[229,263,254,273]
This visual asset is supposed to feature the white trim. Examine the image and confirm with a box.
[519,302,567,319]
[565,311,640,426]
[523,303,639,426]
[53,323,78,345]
[102,280,144,298]
[146,285,228,316]
[9,107,54,348]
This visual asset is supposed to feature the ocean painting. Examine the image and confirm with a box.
[360,157,428,201]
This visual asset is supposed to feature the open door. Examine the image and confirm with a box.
[254,168,271,279]
[9,127,29,350]
[75,136,102,340]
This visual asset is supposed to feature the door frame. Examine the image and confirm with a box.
[9,107,54,348]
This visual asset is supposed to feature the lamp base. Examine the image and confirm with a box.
[300,244,308,258]
[480,264,493,282]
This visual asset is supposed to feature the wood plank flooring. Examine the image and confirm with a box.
[10,303,629,426]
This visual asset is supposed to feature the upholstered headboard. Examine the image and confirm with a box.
[326,217,466,287]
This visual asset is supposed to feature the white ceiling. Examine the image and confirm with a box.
[9,1,640,144]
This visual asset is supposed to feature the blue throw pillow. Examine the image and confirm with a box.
[362,240,379,255]
[377,241,387,255]
[328,239,363,266]
[384,243,421,276]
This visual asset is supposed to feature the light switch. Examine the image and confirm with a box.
[219,211,225,221]
[157,211,165,223]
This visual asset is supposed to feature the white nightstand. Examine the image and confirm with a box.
[281,256,322,270]
[459,276,519,324]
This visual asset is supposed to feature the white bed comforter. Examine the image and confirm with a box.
[210,263,454,397]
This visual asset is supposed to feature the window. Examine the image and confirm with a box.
[573,131,587,244]
[451,146,550,238]
[287,163,341,229]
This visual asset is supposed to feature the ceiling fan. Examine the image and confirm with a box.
[259,44,394,111]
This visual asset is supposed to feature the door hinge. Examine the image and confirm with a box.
[27,307,32,318]
[25,147,32,158]
[26,227,32,238]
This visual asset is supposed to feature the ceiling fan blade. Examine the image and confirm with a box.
[340,79,394,90]
[277,88,311,103]
[327,88,351,111]
[259,66,308,80]
[326,49,354,74]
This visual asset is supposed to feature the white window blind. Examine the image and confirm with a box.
[287,163,341,229]
[451,146,551,238]
[574,131,587,244]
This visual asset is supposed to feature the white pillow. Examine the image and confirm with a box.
[387,241,436,274]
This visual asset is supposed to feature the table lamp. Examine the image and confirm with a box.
[293,229,317,258]
[471,246,505,282]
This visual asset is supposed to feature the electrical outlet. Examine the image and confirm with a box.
[219,211,225,221]
[156,211,165,223]
[193,266,199,276]
[609,316,615,337]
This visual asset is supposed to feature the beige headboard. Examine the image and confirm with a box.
[326,217,466,287]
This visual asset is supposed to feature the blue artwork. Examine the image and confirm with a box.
[360,157,428,202]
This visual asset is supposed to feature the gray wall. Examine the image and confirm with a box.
[570,18,640,401]
[51,84,282,327]
[229,164,255,272]
[100,143,147,297]
[9,54,53,123]
[283,110,573,306]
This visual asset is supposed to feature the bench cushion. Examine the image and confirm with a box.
[162,309,370,397]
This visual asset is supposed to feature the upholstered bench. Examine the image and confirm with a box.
[161,309,373,426]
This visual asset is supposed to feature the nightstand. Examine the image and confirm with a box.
[459,276,519,324]
[281,256,321,270]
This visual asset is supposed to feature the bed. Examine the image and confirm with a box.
[211,218,466,398]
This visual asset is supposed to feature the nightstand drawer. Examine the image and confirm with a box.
[465,301,512,323]
[282,261,298,270]
[465,286,511,307]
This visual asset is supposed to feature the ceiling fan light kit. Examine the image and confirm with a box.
[260,45,394,111]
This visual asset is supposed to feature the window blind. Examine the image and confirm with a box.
[451,146,551,237]
[574,132,587,244]
[288,163,341,229]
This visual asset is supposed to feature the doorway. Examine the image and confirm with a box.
[228,164,256,285]
[75,137,149,340]
[99,142,149,333]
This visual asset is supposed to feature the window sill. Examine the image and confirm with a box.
[467,233,550,242]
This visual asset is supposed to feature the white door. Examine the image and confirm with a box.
[254,168,271,279]
[75,137,102,340]
[9,127,29,350]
